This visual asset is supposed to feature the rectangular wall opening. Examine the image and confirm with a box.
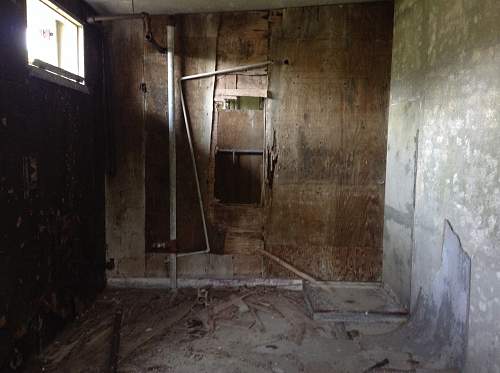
[214,97,264,205]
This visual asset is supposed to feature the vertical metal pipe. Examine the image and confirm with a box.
[167,24,177,289]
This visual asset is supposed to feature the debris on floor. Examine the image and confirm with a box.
[23,287,451,373]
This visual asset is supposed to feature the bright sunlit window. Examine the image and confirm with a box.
[26,0,85,82]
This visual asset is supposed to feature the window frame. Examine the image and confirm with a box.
[26,0,87,91]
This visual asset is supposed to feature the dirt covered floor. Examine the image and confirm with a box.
[24,287,450,373]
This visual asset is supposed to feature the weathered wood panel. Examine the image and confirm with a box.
[265,246,382,281]
[105,19,146,276]
[214,110,264,204]
[104,4,393,282]
[176,14,220,253]
[233,254,264,277]
[216,11,270,71]
[215,154,262,203]
[217,110,264,149]
[265,3,393,281]
[224,231,264,255]
[212,204,264,232]
[214,11,270,98]
[208,12,270,271]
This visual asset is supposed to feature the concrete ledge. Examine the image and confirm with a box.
[303,281,409,323]
[107,277,303,290]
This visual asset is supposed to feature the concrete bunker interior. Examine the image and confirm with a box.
[1,0,499,372]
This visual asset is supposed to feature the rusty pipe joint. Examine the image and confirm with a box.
[86,12,168,53]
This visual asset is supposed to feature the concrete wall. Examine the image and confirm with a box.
[0,0,105,367]
[382,0,421,309]
[385,0,500,370]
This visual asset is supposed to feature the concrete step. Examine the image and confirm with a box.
[303,281,408,323]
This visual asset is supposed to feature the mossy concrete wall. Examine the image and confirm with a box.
[385,0,500,370]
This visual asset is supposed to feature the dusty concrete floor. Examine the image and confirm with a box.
[24,287,453,373]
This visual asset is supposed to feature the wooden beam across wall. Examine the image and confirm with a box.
[215,88,269,100]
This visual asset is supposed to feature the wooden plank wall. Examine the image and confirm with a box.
[214,11,269,98]
[105,3,393,281]
[105,19,146,276]
[265,4,393,281]
[209,11,270,205]
[175,14,221,254]
[209,12,270,275]
[214,110,264,204]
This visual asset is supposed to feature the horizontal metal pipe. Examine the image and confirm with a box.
[176,249,209,258]
[180,61,273,81]
[86,14,146,23]
[88,13,168,53]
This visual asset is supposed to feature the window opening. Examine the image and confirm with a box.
[214,97,265,205]
[26,0,85,82]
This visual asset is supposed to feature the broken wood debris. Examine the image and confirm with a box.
[197,288,209,307]
[194,288,299,335]
[249,306,266,333]
[364,358,390,372]
[118,300,196,363]
[246,300,284,318]
[197,290,255,331]
[254,247,334,294]
[230,294,250,313]
[24,286,431,372]
[107,309,122,373]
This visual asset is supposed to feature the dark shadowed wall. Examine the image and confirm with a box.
[0,0,105,367]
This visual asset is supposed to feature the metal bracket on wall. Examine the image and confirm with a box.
[86,12,173,54]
